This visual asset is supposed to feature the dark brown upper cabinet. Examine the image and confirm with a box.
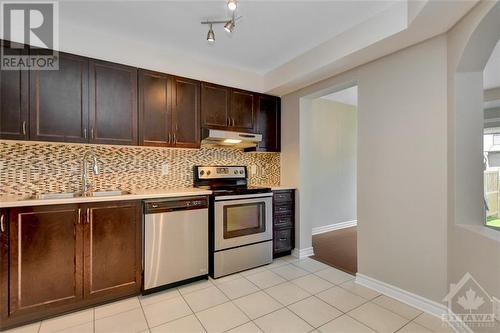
[138,70,172,147]
[29,52,89,143]
[255,95,281,152]
[201,82,256,133]
[0,44,29,140]
[82,201,141,300]
[139,71,200,148]
[89,60,138,145]
[8,205,83,318]
[172,76,200,148]
[230,88,255,132]
[201,82,230,129]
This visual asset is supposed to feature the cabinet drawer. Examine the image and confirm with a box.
[274,203,292,215]
[274,229,293,253]
[274,215,293,229]
[273,191,293,203]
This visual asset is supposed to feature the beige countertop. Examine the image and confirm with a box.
[0,188,212,208]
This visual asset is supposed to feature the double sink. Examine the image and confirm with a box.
[31,190,131,200]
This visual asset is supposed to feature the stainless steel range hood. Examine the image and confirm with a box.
[201,129,262,149]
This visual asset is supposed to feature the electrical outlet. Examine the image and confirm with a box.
[161,163,169,176]
[251,164,257,175]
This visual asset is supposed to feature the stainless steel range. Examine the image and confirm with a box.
[194,166,273,278]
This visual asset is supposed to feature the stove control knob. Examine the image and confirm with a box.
[234,170,238,174]
[239,170,244,174]
[200,170,205,176]
[206,170,211,176]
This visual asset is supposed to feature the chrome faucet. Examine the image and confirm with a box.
[81,151,100,193]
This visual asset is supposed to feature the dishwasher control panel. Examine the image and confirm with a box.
[144,196,208,214]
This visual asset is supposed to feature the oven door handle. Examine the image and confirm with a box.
[214,192,273,201]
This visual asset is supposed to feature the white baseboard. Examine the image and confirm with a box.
[494,297,500,322]
[292,247,314,259]
[312,220,357,235]
[356,273,473,333]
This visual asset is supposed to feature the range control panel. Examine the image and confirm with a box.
[196,166,246,179]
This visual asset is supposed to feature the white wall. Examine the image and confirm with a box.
[282,35,449,302]
[302,99,357,231]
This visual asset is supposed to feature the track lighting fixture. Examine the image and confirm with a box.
[227,0,237,11]
[207,24,215,43]
[201,2,241,43]
[224,18,235,33]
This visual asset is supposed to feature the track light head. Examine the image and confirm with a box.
[207,24,215,43]
[227,0,237,11]
[224,20,235,33]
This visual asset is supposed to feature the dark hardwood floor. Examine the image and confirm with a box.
[311,227,357,275]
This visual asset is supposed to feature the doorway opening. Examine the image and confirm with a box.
[301,85,358,274]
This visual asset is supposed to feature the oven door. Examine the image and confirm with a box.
[214,193,273,251]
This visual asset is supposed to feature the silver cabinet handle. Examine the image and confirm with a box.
[83,128,88,139]
[0,214,5,233]
[77,208,81,225]
[22,121,27,136]
[279,237,287,241]
[86,208,90,225]
[168,132,172,144]
[91,127,95,140]
[232,118,235,127]
[173,133,177,144]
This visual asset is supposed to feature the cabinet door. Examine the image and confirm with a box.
[89,60,138,145]
[201,82,230,128]
[0,210,8,321]
[138,70,172,147]
[256,95,280,152]
[83,201,141,300]
[172,76,200,148]
[29,52,89,143]
[230,89,255,132]
[0,44,29,140]
[9,205,83,317]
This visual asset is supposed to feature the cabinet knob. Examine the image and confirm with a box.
[0,214,5,233]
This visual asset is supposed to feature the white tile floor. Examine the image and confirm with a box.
[5,257,456,333]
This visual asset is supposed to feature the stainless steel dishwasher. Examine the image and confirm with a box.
[143,196,209,293]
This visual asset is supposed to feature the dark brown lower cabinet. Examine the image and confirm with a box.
[8,205,83,318]
[273,190,295,257]
[1,201,141,330]
[83,201,142,300]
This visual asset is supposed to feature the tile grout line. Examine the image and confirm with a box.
[137,296,152,332]
[176,283,210,333]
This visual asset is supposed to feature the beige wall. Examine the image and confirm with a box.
[282,35,449,302]
[282,0,500,305]
[447,0,500,300]
[303,99,357,230]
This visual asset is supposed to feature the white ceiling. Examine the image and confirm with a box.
[484,41,500,90]
[59,0,397,74]
[321,86,358,106]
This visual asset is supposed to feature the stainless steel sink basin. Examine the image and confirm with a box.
[31,190,130,200]
[84,190,131,197]
[31,192,82,200]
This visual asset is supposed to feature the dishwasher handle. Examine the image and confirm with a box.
[144,196,208,214]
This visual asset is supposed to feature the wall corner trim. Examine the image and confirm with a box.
[312,220,357,235]
[292,247,314,259]
[355,274,473,333]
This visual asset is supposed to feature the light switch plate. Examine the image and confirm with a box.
[161,163,169,176]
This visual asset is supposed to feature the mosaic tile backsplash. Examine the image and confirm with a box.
[0,141,280,196]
